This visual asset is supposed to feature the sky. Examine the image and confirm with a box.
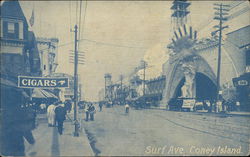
[19,1,249,101]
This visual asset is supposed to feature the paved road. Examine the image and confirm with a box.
[81,105,250,156]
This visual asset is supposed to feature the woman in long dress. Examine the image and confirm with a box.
[47,103,56,127]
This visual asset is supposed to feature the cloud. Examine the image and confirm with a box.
[136,43,169,80]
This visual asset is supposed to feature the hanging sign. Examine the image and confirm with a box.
[18,76,69,88]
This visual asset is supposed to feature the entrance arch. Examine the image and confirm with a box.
[172,73,217,100]
[195,72,217,101]
[161,54,218,108]
[168,72,217,110]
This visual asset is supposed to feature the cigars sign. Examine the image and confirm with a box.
[18,76,69,88]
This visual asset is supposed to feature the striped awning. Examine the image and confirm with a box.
[1,78,29,98]
[1,77,17,88]
[32,89,58,99]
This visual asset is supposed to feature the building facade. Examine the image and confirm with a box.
[49,73,74,101]
[160,1,250,111]
[37,37,59,76]
[0,1,41,156]
[144,76,166,106]
[0,1,41,80]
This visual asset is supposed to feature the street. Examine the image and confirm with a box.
[1,1,250,156]
[82,105,250,156]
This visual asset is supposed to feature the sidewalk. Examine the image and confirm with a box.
[227,111,250,116]
[24,114,94,156]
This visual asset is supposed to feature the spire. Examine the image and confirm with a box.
[29,9,35,27]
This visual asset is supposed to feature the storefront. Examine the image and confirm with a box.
[233,73,250,111]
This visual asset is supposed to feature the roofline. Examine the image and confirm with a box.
[226,25,250,35]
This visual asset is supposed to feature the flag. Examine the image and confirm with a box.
[29,9,34,27]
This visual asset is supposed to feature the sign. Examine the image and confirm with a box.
[238,80,248,86]
[233,77,249,87]
[18,76,69,88]
[182,99,195,109]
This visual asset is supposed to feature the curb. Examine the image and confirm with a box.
[67,113,95,156]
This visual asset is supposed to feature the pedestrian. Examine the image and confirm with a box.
[85,104,90,121]
[1,88,36,156]
[47,103,56,127]
[89,104,96,121]
[65,100,72,113]
[216,100,222,113]
[40,102,46,114]
[206,100,212,112]
[55,101,67,135]
[99,102,103,111]
[236,101,240,111]
[125,102,130,114]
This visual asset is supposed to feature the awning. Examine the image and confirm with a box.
[44,90,58,99]
[32,89,58,99]
[1,78,29,98]
[1,77,17,88]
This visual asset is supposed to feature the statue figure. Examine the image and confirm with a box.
[181,60,196,98]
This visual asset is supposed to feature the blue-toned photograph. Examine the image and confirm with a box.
[0,0,250,156]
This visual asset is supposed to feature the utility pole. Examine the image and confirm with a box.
[104,77,107,101]
[73,24,79,137]
[120,75,123,104]
[143,61,146,97]
[142,60,146,108]
[213,3,229,111]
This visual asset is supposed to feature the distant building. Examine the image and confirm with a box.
[37,37,59,76]
[49,73,74,101]
[231,25,250,111]
[104,73,113,101]
[128,75,142,99]
[144,76,166,106]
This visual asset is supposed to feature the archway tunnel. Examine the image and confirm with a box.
[195,72,217,101]
[168,72,217,110]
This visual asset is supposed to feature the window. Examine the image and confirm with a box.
[8,22,15,33]
[3,21,19,39]
[44,65,46,70]
[246,49,250,66]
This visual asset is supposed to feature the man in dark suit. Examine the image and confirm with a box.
[55,102,67,135]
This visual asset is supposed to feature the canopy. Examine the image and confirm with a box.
[1,77,17,88]
[32,89,58,99]
[1,77,29,98]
